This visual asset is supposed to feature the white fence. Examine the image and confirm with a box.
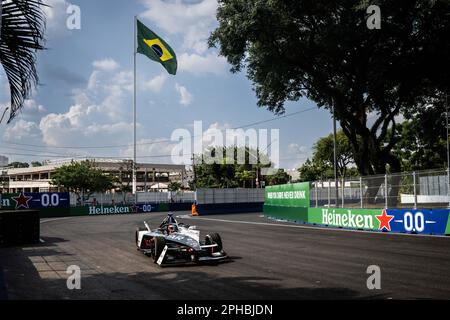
[310,169,450,209]
[196,188,265,204]
[137,191,195,203]
[70,191,195,206]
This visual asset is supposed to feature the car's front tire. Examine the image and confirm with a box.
[153,236,166,263]
[205,232,223,252]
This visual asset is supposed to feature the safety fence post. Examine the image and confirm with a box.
[413,171,418,209]
[385,174,388,209]
[315,182,319,208]
[360,176,363,209]
[327,180,331,207]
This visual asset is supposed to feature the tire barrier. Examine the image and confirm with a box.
[0,210,40,246]
[263,205,450,236]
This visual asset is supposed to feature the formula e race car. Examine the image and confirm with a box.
[135,213,228,265]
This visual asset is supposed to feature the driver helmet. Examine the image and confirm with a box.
[167,223,178,234]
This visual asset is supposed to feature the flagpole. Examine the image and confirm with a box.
[133,15,137,198]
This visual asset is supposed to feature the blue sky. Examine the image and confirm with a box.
[0,0,335,169]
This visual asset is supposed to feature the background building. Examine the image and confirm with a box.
[0,155,8,167]
[0,158,186,193]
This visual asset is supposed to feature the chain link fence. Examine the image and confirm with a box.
[310,169,450,209]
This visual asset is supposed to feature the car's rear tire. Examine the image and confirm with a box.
[205,233,222,251]
[153,236,166,263]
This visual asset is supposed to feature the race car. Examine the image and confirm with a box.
[135,213,228,265]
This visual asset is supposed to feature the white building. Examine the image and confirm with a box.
[0,158,186,193]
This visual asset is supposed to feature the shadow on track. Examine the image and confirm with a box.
[0,242,387,300]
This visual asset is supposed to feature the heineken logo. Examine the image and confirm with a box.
[321,208,394,231]
[322,208,374,229]
[89,205,131,215]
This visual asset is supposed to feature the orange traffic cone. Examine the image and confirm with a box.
[191,203,198,216]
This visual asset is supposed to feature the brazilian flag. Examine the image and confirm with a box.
[136,19,177,75]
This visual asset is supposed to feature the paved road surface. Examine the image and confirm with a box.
[1,211,450,299]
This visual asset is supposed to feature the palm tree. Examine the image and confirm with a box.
[0,0,46,123]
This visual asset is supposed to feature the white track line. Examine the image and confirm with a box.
[179,215,450,239]
[40,217,74,224]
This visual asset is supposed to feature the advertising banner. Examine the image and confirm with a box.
[265,182,310,207]
[86,203,155,215]
[0,192,70,210]
[279,207,450,235]
[308,208,382,231]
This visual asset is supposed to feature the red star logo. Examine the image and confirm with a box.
[376,209,394,231]
[130,204,139,213]
[12,192,33,210]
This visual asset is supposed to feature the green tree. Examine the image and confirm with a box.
[9,162,29,168]
[297,159,331,182]
[51,161,115,204]
[31,161,43,167]
[209,0,450,205]
[234,169,255,188]
[313,130,354,178]
[265,169,290,186]
[0,0,46,123]
[168,181,182,192]
[192,146,271,189]
[392,100,448,171]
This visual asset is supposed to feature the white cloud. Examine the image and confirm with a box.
[284,143,311,170]
[92,58,120,72]
[141,0,218,36]
[3,119,41,141]
[178,52,228,75]
[141,73,168,93]
[24,100,47,114]
[175,83,193,106]
[42,0,73,38]
[141,0,228,71]
[39,62,135,148]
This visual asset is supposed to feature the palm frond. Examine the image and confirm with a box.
[0,0,46,123]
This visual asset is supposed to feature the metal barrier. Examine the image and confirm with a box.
[70,191,196,206]
[196,188,265,204]
[310,169,450,209]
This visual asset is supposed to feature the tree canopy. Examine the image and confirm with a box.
[51,161,115,201]
[210,0,450,204]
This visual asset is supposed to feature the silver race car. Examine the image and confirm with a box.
[135,213,228,265]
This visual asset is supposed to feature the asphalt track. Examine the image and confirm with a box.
[1,211,450,300]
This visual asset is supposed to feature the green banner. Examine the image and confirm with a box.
[308,208,382,231]
[265,182,310,207]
